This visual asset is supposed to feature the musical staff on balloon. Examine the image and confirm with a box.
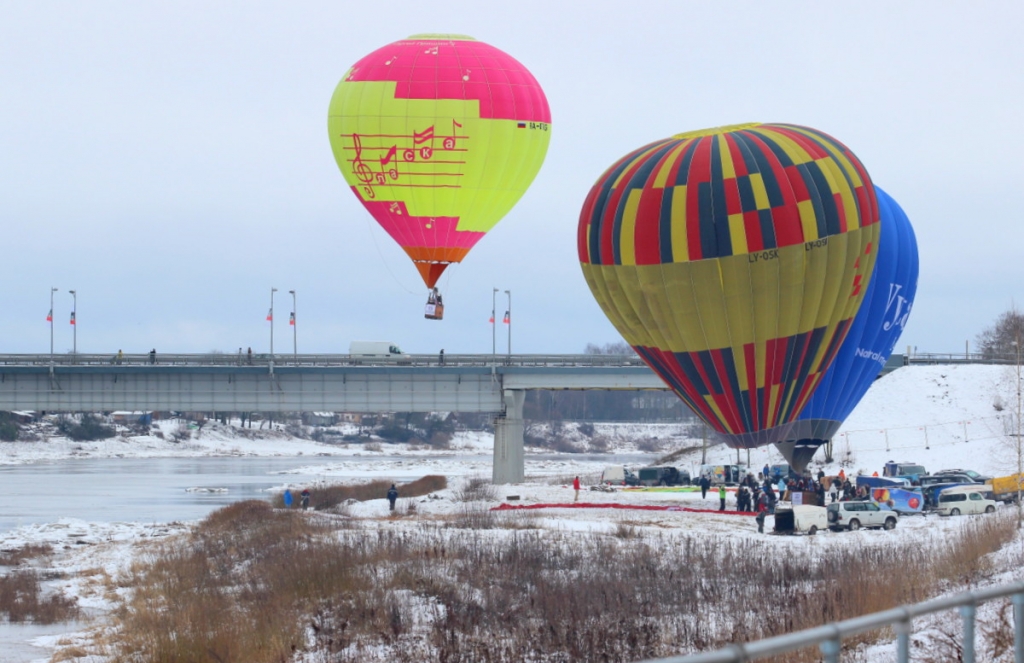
[341,120,469,199]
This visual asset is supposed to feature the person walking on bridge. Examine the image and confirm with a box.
[149,349,156,365]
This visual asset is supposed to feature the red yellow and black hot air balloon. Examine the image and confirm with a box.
[328,34,551,319]
[578,123,880,448]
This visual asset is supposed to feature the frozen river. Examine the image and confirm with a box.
[0,452,651,534]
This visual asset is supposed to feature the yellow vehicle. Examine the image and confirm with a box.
[987,474,1024,504]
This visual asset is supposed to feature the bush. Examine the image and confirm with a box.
[376,425,418,443]
[272,475,448,510]
[0,412,19,441]
[453,477,498,502]
[58,414,114,441]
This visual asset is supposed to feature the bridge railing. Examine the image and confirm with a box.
[638,580,1024,663]
[0,353,651,369]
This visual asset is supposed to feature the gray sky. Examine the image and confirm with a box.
[0,1,1020,356]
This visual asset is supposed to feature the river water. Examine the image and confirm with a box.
[0,452,651,534]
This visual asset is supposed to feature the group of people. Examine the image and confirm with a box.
[282,488,311,509]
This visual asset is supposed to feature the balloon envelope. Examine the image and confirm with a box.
[328,34,551,288]
[776,186,919,470]
[578,123,880,448]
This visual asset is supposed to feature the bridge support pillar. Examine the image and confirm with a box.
[493,389,525,484]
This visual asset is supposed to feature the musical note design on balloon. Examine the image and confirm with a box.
[376,145,399,184]
[344,119,468,201]
[443,120,463,150]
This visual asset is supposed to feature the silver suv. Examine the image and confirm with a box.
[827,501,898,531]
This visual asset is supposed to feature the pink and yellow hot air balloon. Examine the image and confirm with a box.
[328,34,551,317]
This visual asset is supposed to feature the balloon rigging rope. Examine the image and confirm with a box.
[363,213,419,296]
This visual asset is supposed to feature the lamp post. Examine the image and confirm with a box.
[289,289,296,364]
[491,287,498,361]
[69,290,77,359]
[504,289,511,359]
[269,287,277,371]
[49,287,57,371]
[1015,335,1022,529]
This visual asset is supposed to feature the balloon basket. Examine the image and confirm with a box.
[425,303,444,320]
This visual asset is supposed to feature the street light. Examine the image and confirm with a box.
[69,290,77,359]
[269,287,278,370]
[504,289,511,359]
[289,289,297,363]
[49,287,58,372]
[1014,335,1022,529]
[491,287,498,360]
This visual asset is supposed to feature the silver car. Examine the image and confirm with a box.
[827,501,898,531]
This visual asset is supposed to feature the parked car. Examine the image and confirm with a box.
[600,466,640,487]
[883,461,927,483]
[922,481,976,508]
[936,487,997,516]
[638,466,690,486]
[826,501,899,531]
[773,505,828,535]
[920,473,977,488]
[935,469,992,483]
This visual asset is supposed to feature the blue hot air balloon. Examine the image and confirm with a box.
[775,186,919,471]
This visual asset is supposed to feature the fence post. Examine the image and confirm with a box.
[1013,592,1024,663]
[895,618,912,663]
[960,602,977,663]
[820,636,841,663]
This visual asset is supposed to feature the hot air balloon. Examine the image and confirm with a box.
[775,186,919,471]
[328,34,551,319]
[578,123,880,448]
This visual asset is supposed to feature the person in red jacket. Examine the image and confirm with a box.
[573,476,581,502]
[755,493,769,533]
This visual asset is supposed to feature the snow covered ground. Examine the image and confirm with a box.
[1,363,1022,662]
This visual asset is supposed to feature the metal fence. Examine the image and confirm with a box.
[639,581,1024,663]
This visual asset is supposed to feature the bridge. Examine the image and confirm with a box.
[0,353,667,484]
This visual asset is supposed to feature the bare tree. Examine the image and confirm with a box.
[583,341,633,355]
[976,307,1024,360]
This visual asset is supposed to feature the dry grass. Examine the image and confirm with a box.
[452,476,498,502]
[106,503,1018,663]
[0,570,79,623]
[0,543,53,565]
[271,475,447,510]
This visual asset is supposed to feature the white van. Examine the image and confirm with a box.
[601,466,639,486]
[348,341,406,357]
[774,504,829,535]
[937,487,997,516]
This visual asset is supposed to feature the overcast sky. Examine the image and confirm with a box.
[0,2,1020,356]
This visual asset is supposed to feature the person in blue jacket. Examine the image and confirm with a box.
[283,488,293,508]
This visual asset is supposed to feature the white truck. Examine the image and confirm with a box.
[348,341,406,357]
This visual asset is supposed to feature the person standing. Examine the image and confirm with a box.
[300,488,310,510]
[829,480,838,503]
[573,476,581,502]
[149,349,156,365]
[699,473,711,500]
[756,492,768,533]
[387,484,398,511]
[718,484,727,511]
[439,349,445,366]
[247,347,253,365]
[283,488,293,508]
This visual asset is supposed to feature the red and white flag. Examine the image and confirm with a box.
[266,309,273,322]
[70,311,76,325]
[46,309,52,323]
[289,312,295,326]
[502,311,510,324]
[488,312,494,324]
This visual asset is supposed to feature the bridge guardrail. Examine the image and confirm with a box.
[0,353,652,369]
